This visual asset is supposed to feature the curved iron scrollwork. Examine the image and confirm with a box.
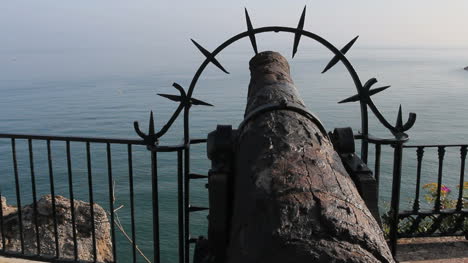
[133,83,213,146]
[134,6,417,160]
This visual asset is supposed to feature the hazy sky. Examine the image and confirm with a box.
[1,1,467,81]
[1,1,467,51]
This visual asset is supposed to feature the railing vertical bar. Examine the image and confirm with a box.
[11,138,25,254]
[106,143,117,262]
[456,146,467,211]
[150,149,160,263]
[86,142,97,263]
[177,149,185,263]
[47,140,60,258]
[389,141,404,256]
[127,144,137,263]
[184,146,190,263]
[434,146,445,211]
[0,191,5,251]
[374,143,381,185]
[66,141,78,262]
[413,147,424,212]
[28,139,41,255]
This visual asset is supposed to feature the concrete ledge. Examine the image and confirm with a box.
[0,256,46,263]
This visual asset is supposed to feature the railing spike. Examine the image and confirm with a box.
[158,93,182,102]
[190,97,214,107]
[369,85,391,95]
[396,105,403,130]
[292,6,306,58]
[159,83,212,106]
[149,111,155,136]
[158,93,212,107]
[321,35,359,74]
[338,94,360,104]
[191,39,230,74]
[245,8,258,55]
[338,86,390,104]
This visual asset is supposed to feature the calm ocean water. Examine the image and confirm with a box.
[0,45,467,261]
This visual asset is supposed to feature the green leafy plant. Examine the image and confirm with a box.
[381,181,467,238]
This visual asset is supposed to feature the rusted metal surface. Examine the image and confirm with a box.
[330,128,381,225]
[225,51,394,263]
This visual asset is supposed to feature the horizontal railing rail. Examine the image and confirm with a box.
[403,144,468,148]
[0,133,146,145]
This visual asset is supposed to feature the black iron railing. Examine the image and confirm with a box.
[396,144,467,238]
[0,133,207,263]
[364,138,467,254]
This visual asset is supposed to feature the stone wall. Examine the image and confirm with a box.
[1,195,113,263]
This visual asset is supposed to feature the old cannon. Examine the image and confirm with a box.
[198,51,393,263]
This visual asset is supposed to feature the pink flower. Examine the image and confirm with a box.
[441,186,451,193]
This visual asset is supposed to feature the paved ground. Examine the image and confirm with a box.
[0,257,45,263]
[1,236,466,262]
[397,236,467,263]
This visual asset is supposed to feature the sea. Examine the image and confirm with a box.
[0,43,467,262]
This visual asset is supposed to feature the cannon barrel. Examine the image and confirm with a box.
[221,51,394,263]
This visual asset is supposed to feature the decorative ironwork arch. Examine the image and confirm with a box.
[134,6,416,162]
